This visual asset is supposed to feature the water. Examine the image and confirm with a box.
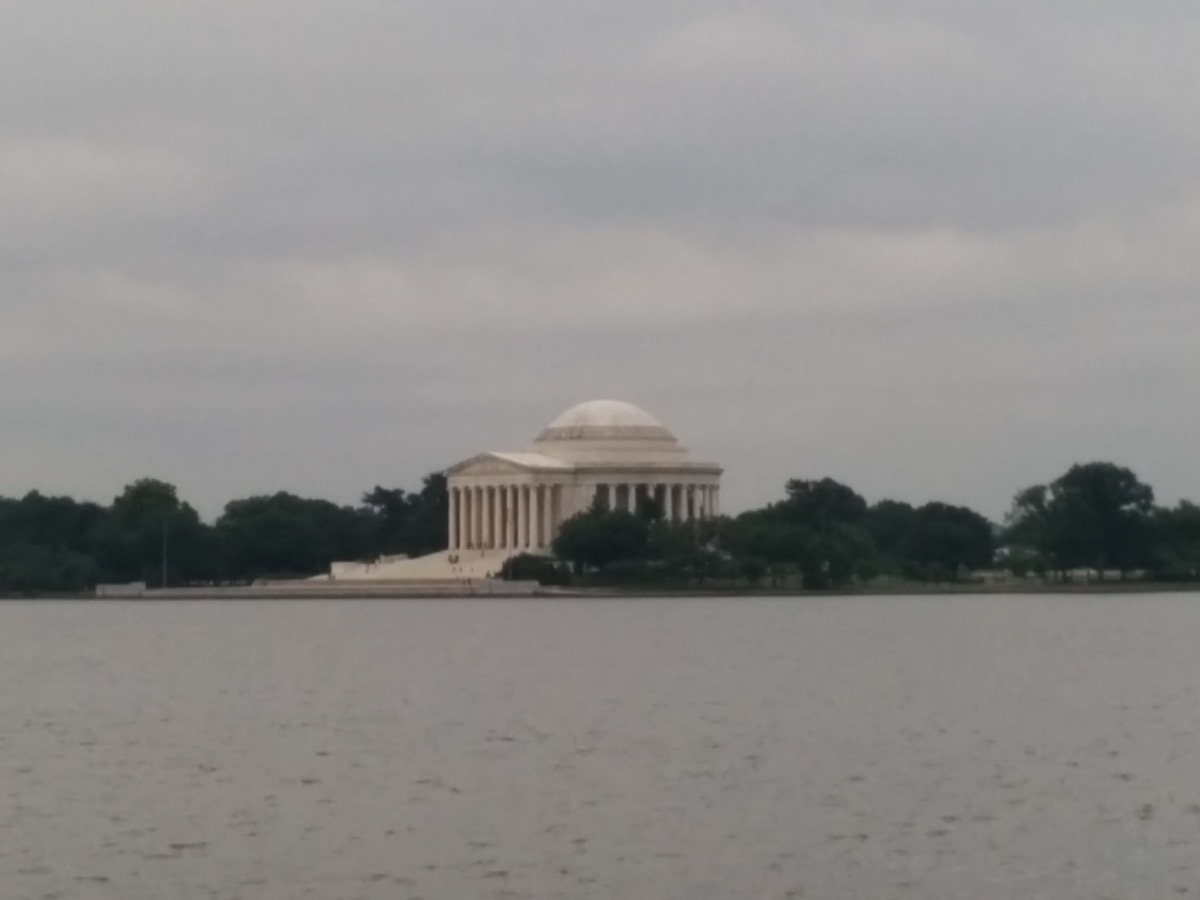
[2,594,1199,899]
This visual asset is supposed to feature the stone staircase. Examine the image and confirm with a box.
[326,548,524,583]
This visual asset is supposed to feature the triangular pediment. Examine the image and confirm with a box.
[447,453,523,477]
[447,452,572,477]
[446,451,576,480]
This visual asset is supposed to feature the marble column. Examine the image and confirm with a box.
[464,486,472,548]
[511,485,520,549]
[486,486,494,550]
[514,484,525,548]
[499,487,508,549]
[476,486,484,549]
[472,487,482,549]
[448,487,458,550]
[480,486,489,549]
[462,487,468,548]
[464,488,471,548]
[456,488,464,549]
[540,485,550,547]
[491,487,501,549]
[495,486,501,545]
[530,485,540,549]
[478,485,486,547]
[532,485,539,546]
[513,485,521,548]
[496,485,504,549]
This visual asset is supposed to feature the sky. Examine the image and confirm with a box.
[3,0,1199,521]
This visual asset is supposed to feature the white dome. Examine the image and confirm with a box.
[546,399,664,431]
[532,399,684,460]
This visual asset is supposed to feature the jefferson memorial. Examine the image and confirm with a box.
[330,399,723,581]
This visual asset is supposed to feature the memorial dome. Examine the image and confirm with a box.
[534,399,678,444]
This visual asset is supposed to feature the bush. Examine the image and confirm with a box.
[500,553,572,586]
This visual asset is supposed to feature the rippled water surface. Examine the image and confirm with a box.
[3,594,1200,899]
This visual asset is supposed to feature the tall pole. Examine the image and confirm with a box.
[162,518,169,589]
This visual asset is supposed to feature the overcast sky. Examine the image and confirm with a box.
[3,0,1199,520]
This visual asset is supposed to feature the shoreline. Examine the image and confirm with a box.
[5,580,1200,601]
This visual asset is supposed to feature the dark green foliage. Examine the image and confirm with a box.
[500,553,572,586]
[739,557,767,586]
[553,509,650,570]
[1005,462,1156,577]
[549,475,999,589]
[215,493,369,581]
[92,479,214,586]
[899,503,995,579]
[864,500,917,560]
[1,458,1195,594]
[0,470,450,594]
[360,486,412,557]
[405,473,450,557]
[1150,502,1200,580]
[780,478,868,528]
[799,536,854,589]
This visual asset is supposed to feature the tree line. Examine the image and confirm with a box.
[528,476,996,589]
[528,461,1200,589]
[1,459,1197,594]
[0,474,448,594]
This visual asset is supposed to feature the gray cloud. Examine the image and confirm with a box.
[2,0,1199,519]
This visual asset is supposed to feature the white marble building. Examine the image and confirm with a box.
[327,399,722,582]
[446,399,723,553]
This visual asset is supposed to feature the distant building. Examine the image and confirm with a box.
[329,399,722,582]
[446,399,723,553]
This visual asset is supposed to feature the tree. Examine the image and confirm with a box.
[92,479,212,586]
[500,552,571,586]
[404,472,449,557]
[723,514,815,570]
[552,509,650,571]
[899,503,995,579]
[360,486,411,558]
[864,500,917,561]
[1007,463,1155,579]
[216,492,370,581]
[1049,463,1154,576]
[1151,502,1200,580]
[780,478,868,529]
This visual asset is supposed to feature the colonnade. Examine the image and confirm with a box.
[448,483,563,552]
[447,480,720,552]
[595,481,720,522]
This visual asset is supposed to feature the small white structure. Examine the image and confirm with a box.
[327,399,722,582]
[446,399,723,553]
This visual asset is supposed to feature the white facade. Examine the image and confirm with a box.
[446,399,723,553]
